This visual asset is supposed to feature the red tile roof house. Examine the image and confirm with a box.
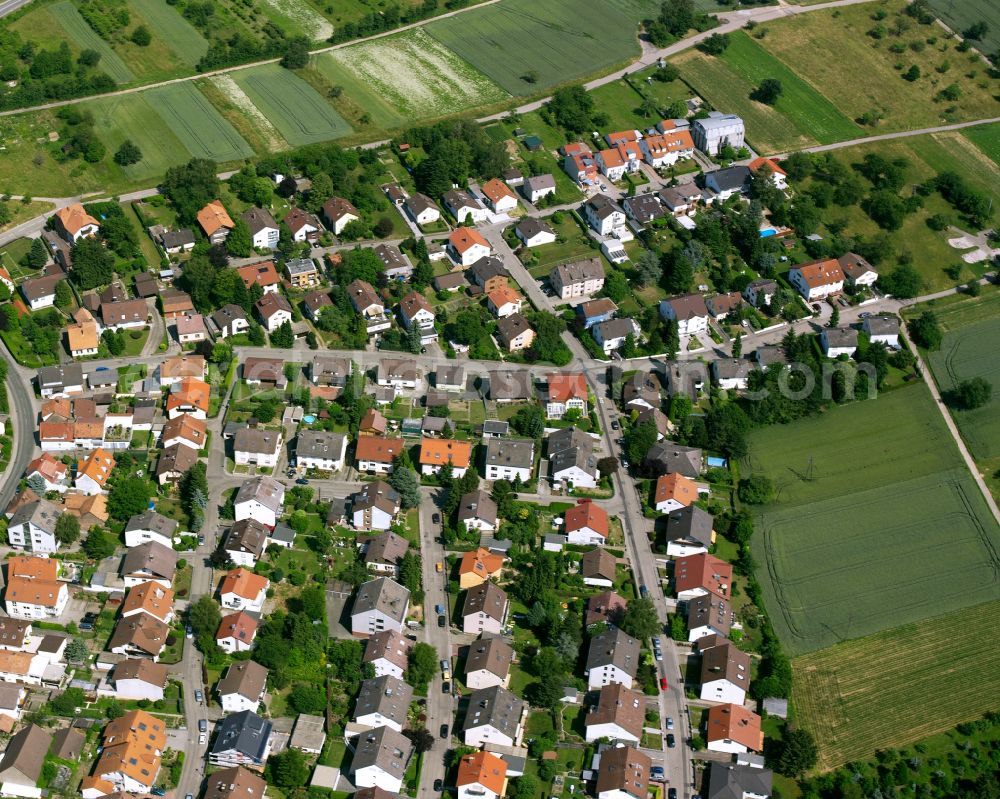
[788,258,845,302]
[564,501,609,546]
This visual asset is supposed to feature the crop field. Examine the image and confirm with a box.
[48,1,135,83]
[926,291,1000,461]
[427,0,659,95]
[793,598,1000,770]
[964,122,1000,166]
[130,0,209,67]
[925,0,1000,56]
[675,32,859,153]
[230,64,353,146]
[746,384,1000,656]
[752,0,1000,134]
[88,93,192,182]
[318,29,509,129]
[259,0,333,41]
[204,76,289,152]
[144,83,253,162]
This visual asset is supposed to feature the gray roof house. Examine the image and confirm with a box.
[224,519,269,565]
[121,541,179,587]
[0,724,51,791]
[457,489,498,532]
[487,370,533,402]
[586,627,640,688]
[209,710,273,768]
[311,355,352,386]
[353,675,414,732]
[217,660,269,713]
[464,634,514,689]
[664,506,716,555]
[704,762,773,799]
[484,437,535,480]
[351,726,413,791]
[352,577,411,637]
[644,441,702,478]
[461,685,525,748]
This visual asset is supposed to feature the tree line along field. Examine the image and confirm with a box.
[792,597,1000,771]
[427,0,661,95]
[925,0,1000,57]
[674,31,860,153]
[47,1,135,84]
[925,289,1000,463]
[745,383,1000,657]
[674,0,1000,154]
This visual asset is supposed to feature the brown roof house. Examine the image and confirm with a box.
[585,682,645,743]
[198,200,235,245]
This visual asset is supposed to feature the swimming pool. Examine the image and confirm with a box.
[302,414,316,423]
[759,228,777,238]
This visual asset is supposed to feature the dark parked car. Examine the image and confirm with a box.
[668,789,677,799]
[432,513,441,524]
[666,733,676,748]
[611,420,619,430]
[442,681,450,694]
[438,615,446,627]
[198,719,207,733]
[296,478,309,485]
[440,724,449,738]
[434,780,443,792]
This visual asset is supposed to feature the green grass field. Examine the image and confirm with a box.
[230,64,353,146]
[925,0,1000,57]
[48,1,135,84]
[427,0,659,95]
[793,598,1000,770]
[964,121,1000,166]
[258,0,333,41]
[752,0,1000,136]
[88,93,193,182]
[926,291,1000,461]
[130,0,209,66]
[144,83,253,162]
[316,29,509,130]
[746,384,1000,656]
[676,31,859,153]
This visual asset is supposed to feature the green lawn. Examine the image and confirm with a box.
[587,78,663,132]
[427,0,660,95]
[525,213,596,272]
[963,121,1000,166]
[48,1,135,84]
[230,64,354,146]
[746,384,1000,655]
[674,31,859,153]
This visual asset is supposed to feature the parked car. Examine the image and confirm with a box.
[198,719,207,733]
[666,717,674,730]
[611,420,619,430]
[296,478,309,485]
[151,790,166,797]
[659,677,668,690]
[438,615,446,628]
[668,789,677,799]
[666,734,676,748]
[640,585,649,599]
[434,780,443,792]
[194,689,203,703]
[440,724,449,738]
[198,734,206,745]
[650,767,665,782]
[432,513,441,524]
[653,647,662,662]
[435,604,445,615]
[435,562,443,573]
[442,681,450,694]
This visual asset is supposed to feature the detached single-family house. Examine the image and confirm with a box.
[550,257,605,299]
[480,179,518,214]
[54,203,100,243]
[454,493,496,539]
[404,193,441,226]
[548,426,598,489]
[665,505,716,557]
[622,193,664,225]
[286,258,319,289]
[484,437,534,482]
[704,166,751,200]
[514,218,556,248]
[585,682,645,743]
[581,547,617,588]
[363,630,411,680]
[464,635,513,690]
[7,500,61,554]
[420,438,473,478]
[449,228,491,267]
[209,710,273,769]
[458,545,504,588]
[398,291,437,343]
[468,257,509,293]
[444,189,489,224]
[112,658,168,702]
[546,372,588,419]
[376,359,418,390]
[457,751,508,799]
[712,359,752,391]
[706,292,744,321]
[640,130,695,167]
[351,577,410,638]
[586,590,627,627]
[233,428,283,469]
[216,611,258,654]
[839,252,878,289]
[748,157,788,189]
[706,704,763,754]
[351,726,413,793]
[522,174,557,203]
[461,685,525,748]
[220,568,270,614]
[743,279,777,309]
[577,298,618,330]
[659,294,710,337]
[495,313,535,353]
[653,472,699,514]
[255,293,293,333]
[109,613,169,660]
[25,453,68,493]
[165,377,211,420]
[323,197,361,236]
[242,208,279,250]
[4,556,68,620]
[0,724,52,797]
[161,413,207,451]
[236,261,281,295]
[463,581,508,635]
[788,259,845,302]
[593,318,640,355]
[224,519,269,568]
[362,531,409,576]
[198,200,235,244]
[585,627,640,689]
[687,592,732,642]
[121,542,178,590]
[703,762,774,799]
[565,501,609,546]
[645,441,702,479]
[355,436,404,475]
[375,243,413,282]
[124,511,178,549]
[821,327,858,358]
[698,635,750,705]
[37,364,84,399]
[583,195,626,236]
[175,313,208,343]
[595,746,650,799]
[284,207,321,243]
[675,553,731,601]
[296,430,347,473]
[218,660,269,714]
[353,675,413,733]
[562,143,598,185]
[67,307,100,357]
[155,444,198,486]
[864,314,900,347]
[75,448,115,495]
[21,275,61,311]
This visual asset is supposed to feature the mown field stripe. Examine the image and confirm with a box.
[963,121,1000,167]
[129,0,209,67]
[49,1,135,84]
[793,598,1000,770]
[145,83,252,162]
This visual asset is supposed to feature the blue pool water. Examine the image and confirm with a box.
[759,228,777,238]
[302,415,316,423]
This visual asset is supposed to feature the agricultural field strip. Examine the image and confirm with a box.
[259,0,333,41]
[963,122,1000,166]
[229,64,352,145]
[207,75,288,152]
[48,1,135,84]
[322,29,510,121]
[924,0,1000,57]
[757,467,1000,655]
[129,0,209,67]
[793,599,1000,769]
[144,83,252,162]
